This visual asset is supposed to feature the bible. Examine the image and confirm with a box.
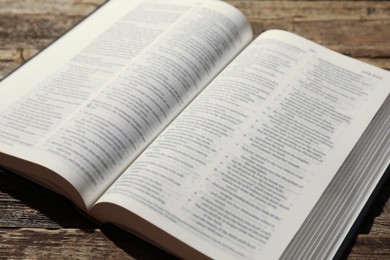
[0,0,389,259]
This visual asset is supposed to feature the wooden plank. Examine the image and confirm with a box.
[1,229,389,259]
[0,227,174,259]
[0,0,105,15]
[0,0,103,51]
[347,235,390,260]
[0,15,89,48]
[229,1,390,21]
[370,215,390,235]
[3,1,390,19]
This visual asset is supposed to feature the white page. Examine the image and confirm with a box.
[0,0,252,209]
[96,30,390,259]
[0,0,194,146]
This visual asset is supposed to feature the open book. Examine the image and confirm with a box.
[0,0,389,259]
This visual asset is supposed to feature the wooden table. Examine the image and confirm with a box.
[0,0,389,259]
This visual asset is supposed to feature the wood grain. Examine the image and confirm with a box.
[348,235,390,260]
[0,0,389,259]
[0,227,174,259]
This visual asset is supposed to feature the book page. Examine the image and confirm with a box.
[94,30,390,259]
[0,0,252,209]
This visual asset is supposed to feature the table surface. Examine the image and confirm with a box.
[0,0,390,259]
